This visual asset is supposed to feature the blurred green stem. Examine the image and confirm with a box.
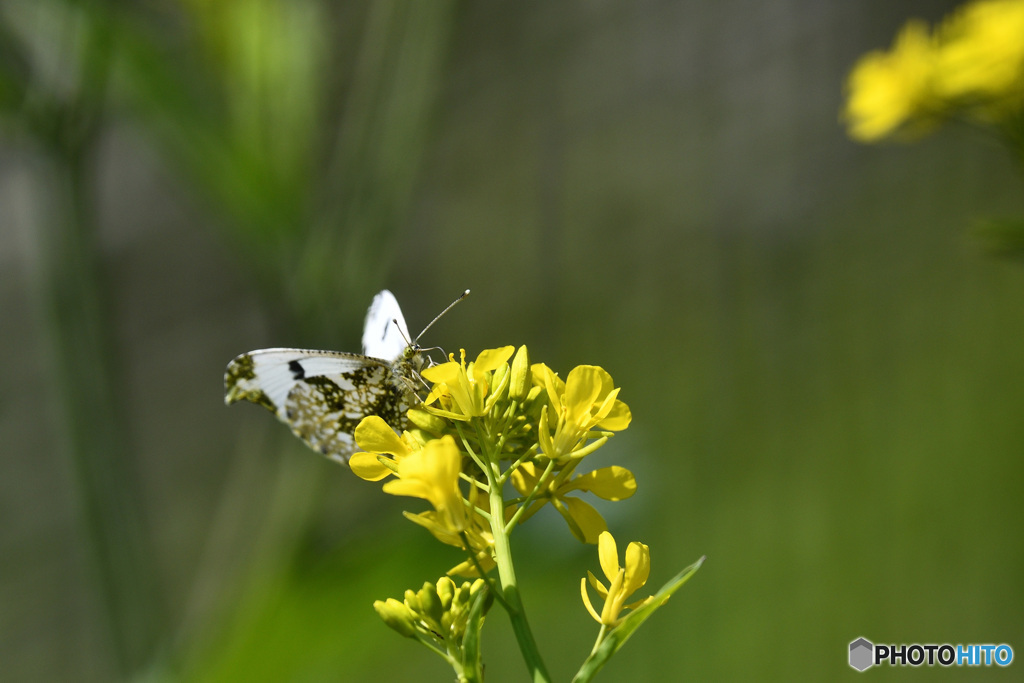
[29,5,163,677]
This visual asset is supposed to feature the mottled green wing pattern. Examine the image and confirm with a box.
[224,348,419,464]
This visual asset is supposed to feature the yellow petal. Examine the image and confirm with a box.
[564,366,605,426]
[623,541,651,596]
[597,399,632,431]
[580,577,603,624]
[475,346,515,372]
[404,510,466,549]
[354,416,411,456]
[421,359,461,384]
[598,531,619,581]
[589,387,621,425]
[564,497,607,544]
[383,476,430,500]
[349,452,394,481]
[532,363,564,409]
[565,466,636,501]
[510,460,541,495]
[383,437,462,511]
[457,365,488,416]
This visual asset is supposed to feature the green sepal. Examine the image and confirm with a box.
[571,555,705,683]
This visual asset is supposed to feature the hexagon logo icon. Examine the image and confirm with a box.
[849,637,874,671]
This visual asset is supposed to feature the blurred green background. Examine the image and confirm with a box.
[2,0,1022,680]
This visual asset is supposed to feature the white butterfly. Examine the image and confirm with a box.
[224,289,466,464]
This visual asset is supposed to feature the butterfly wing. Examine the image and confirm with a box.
[225,348,416,463]
[362,289,412,361]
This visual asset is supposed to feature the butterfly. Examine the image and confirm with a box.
[224,289,467,464]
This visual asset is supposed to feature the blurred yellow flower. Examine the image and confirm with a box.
[843,20,938,141]
[383,436,467,533]
[935,0,1024,106]
[533,363,631,461]
[580,531,653,627]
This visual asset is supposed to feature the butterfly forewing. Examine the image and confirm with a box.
[225,348,420,463]
[225,290,422,464]
[362,289,412,361]
[223,289,461,465]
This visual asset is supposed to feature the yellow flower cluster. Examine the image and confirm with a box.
[352,342,703,675]
[351,345,634,575]
[843,0,1024,141]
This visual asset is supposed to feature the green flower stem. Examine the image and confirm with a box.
[471,419,551,683]
[501,447,541,484]
[589,624,609,655]
[487,479,552,683]
[460,531,510,612]
[504,459,556,533]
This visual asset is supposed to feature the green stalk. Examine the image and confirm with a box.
[25,8,164,677]
[486,465,552,683]
[38,130,164,681]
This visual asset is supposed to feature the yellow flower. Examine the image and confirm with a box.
[935,0,1024,107]
[843,20,939,141]
[349,415,416,481]
[422,347,515,419]
[533,363,631,461]
[510,461,636,543]
[383,436,467,533]
[580,531,653,627]
[405,498,497,577]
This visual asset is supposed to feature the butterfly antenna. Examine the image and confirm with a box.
[415,289,470,343]
[394,319,414,347]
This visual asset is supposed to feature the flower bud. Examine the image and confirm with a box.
[509,345,531,400]
[406,407,448,435]
[418,582,444,628]
[374,598,418,638]
[436,576,456,611]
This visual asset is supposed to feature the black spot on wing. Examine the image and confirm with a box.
[288,359,305,380]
